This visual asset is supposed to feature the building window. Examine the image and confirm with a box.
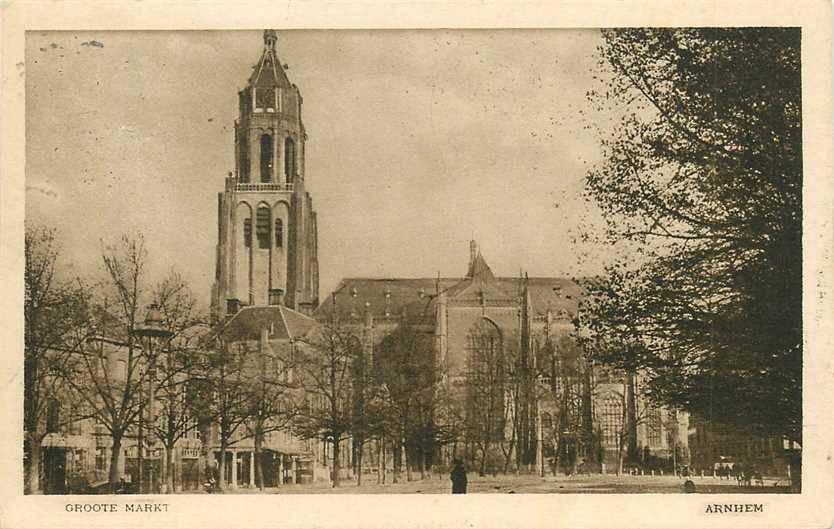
[256,88,275,111]
[284,137,296,183]
[243,218,252,247]
[239,134,249,183]
[256,206,271,249]
[464,319,505,440]
[275,218,283,248]
[600,394,624,449]
[260,134,274,183]
[647,407,662,447]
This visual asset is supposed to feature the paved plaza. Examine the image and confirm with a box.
[201,473,793,495]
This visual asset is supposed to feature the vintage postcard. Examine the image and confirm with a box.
[1,1,832,528]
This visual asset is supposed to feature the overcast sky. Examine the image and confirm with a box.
[26,29,617,309]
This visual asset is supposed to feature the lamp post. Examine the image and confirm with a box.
[133,304,173,493]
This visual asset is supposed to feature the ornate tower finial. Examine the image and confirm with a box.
[264,29,277,51]
[469,240,479,268]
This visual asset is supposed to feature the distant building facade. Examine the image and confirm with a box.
[687,414,797,479]
[314,241,689,474]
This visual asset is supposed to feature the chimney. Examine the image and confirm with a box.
[269,288,284,306]
[226,298,241,315]
[469,240,479,268]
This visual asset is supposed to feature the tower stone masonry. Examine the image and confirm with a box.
[212,30,319,318]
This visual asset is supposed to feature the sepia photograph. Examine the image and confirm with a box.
[20,26,808,500]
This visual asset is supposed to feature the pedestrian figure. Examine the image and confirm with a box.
[450,459,468,494]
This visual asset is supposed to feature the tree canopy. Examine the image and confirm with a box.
[579,28,802,444]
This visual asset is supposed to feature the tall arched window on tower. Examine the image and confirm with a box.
[239,135,250,183]
[243,218,252,247]
[274,218,283,248]
[284,137,296,183]
[260,134,274,183]
[256,206,271,249]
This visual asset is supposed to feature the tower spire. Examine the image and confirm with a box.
[264,29,277,51]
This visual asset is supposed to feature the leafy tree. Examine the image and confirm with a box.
[580,29,802,445]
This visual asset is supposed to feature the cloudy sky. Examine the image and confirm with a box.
[26,29,617,308]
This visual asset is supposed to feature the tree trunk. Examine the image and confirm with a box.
[109,434,123,493]
[218,440,227,490]
[28,436,42,494]
[377,437,384,484]
[331,437,341,488]
[254,434,264,491]
[356,440,363,486]
[165,443,175,493]
[392,441,401,484]
[479,441,489,477]
[405,443,413,482]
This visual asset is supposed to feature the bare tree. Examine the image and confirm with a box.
[235,338,298,490]
[292,319,361,488]
[195,334,252,490]
[58,235,154,492]
[23,226,91,493]
[145,273,205,493]
[375,318,438,483]
[463,320,506,477]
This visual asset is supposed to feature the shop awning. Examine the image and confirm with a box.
[41,433,94,449]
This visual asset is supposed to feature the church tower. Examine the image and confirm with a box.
[212,30,319,318]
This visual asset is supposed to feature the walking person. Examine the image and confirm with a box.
[450,459,468,494]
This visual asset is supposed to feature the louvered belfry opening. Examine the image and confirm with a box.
[256,206,271,249]
[260,134,274,182]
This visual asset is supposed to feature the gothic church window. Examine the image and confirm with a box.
[256,206,271,249]
[464,319,505,440]
[260,134,274,183]
[275,218,283,248]
[647,407,662,446]
[600,394,624,449]
[284,137,296,183]
[243,218,252,247]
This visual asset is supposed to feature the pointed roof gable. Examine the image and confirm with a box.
[446,241,513,299]
[467,252,495,282]
[248,29,292,89]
